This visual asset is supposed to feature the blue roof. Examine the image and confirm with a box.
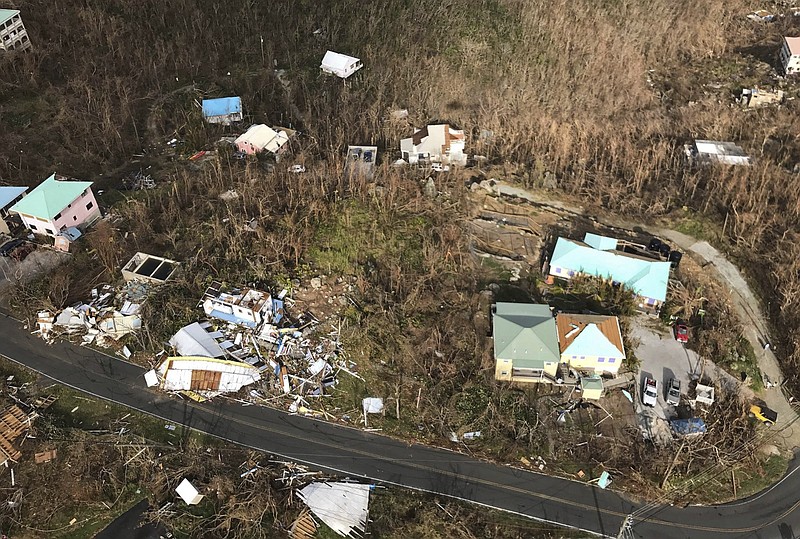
[549,235,671,302]
[202,97,242,118]
[0,186,27,210]
[670,418,706,436]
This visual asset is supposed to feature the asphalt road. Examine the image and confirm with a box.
[2,314,799,538]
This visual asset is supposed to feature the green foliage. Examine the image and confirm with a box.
[455,385,491,424]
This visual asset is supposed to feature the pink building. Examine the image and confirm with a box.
[9,174,100,237]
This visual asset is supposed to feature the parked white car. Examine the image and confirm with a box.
[287,164,306,173]
[642,377,658,407]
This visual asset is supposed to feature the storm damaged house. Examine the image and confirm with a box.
[149,356,261,399]
[400,124,467,166]
[122,252,180,284]
[548,233,670,312]
[200,283,284,329]
[234,124,291,155]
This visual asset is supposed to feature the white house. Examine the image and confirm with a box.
[780,36,800,75]
[320,51,363,79]
[234,124,290,155]
[0,9,30,52]
[400,124,467,166]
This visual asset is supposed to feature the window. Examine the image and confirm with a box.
[554,267,561,274]
[54,212,62,220]
[567,270,575,277]
[580,356,585,360]
[608,358,616,363]
[85,201,94,211]
[73,216,77,221]
[28,224,37,230]
[45,229,54,235]
[597,357,605,363]
[500,371,508,376]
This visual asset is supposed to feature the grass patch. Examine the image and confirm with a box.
[682,454,788,504]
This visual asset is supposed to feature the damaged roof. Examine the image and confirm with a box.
[10,174,92,220]
[556,313,625,358]
[550,235,670,302]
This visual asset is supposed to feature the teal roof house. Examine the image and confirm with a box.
[10,174,100,237]
[548,233,670,311]
[493,302,561,382]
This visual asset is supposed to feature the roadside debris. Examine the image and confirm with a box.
[737,87,784,108]
[175,478,204,505]
[35,284,144,347]
[297,481,373,537]
[0,405,38,466]
[152,356,262,401]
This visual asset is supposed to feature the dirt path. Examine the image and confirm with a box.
[475,179,800,450]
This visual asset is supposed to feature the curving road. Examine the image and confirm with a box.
[1,314,799,538]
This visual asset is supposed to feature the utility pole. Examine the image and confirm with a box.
[616,514,634,539]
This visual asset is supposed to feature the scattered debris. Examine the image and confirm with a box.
[684,140,750,166]
[737,87,784,108]
[297,482,373,537]
[290,508,317,539]
[34,448,57,464]
[747,9,777,22]
[122,169,156,191]
[175,478,204,505]
[0,405,38,466]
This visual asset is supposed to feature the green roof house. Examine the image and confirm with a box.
[10,174,100,237]
[548,233,671,311]
[493,302,561,383]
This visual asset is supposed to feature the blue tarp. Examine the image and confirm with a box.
[670,418,707,436]
[202,97,242,118]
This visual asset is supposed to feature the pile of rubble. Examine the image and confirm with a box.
[146,281,355,406]
[35,282,147,348]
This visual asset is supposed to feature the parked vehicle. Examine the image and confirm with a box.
[674,321,689,344]
[750,403,777,426]
[668,250,683,269]
[0,238,24,257]
[648,238,662,252]
[430,162,450,172]
[642,377,658,407]
[659,242,671,258]
[287,164,306,173]
[666,378,681,406]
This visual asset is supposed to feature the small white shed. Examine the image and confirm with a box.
[320,51,363,79]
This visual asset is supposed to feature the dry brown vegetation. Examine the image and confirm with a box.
[1,0,799,521]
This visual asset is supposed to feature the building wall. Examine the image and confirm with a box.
[494,358,558,382]
[0,13,30,52]
[52,189,100,231]
[780,42,800,74]
[19,189,100,237]
[563,354,622,376]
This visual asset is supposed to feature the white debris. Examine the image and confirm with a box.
[297,482,372,537]
[175,478,204,505]
[362,398,384,414]
[144,370,159,387]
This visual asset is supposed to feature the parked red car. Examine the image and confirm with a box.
[674,322,689,344]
